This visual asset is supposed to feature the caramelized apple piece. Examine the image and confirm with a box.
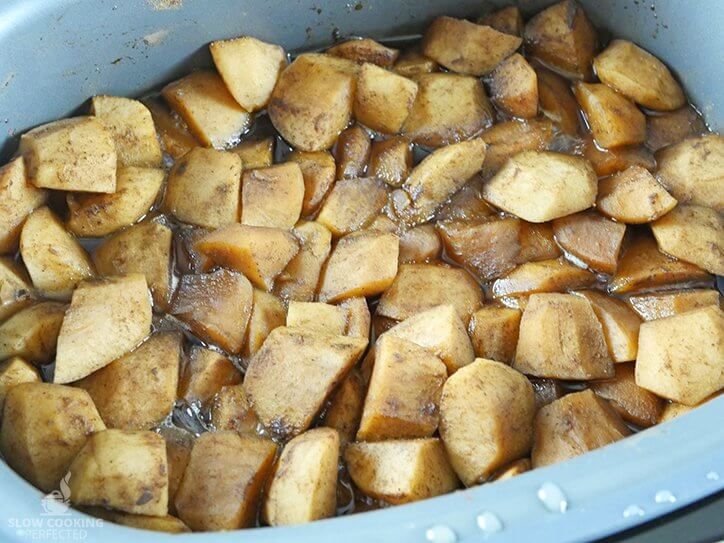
[286,150,336,217]
[0,257,33,323]
[354,64,418,134]
[514,293,613,380]
[319,370,365,443]
[608,234,711,294]
[635,305,723,406]
[316,177,388,237]
[273,221,331,302]
[478,6,524,36]
[645,106,707,152]
[243,289,286,357]
[377,263,483,324]
[401,74,493,147]
[573,82,646,148]
[596,165,677,224]
[591,363,662,427]
[489,53,538,118]
[0,158,47,255]
[335,125,372,179]
[327,38,399,68]
[440,359,535,485]
[398,224,441,263]
[492,258,597,300]
[368,137,412,188]
[532,390,629,468]
[480,118,554,176]
[179,346,241,404]
[552,210,626,274]
[170,270,253,354]
[230,137,274,169]
[581,134,655,176]
[651,204,724,275]
[241,162,304,229]
[523,0,597,79]
[423,16,521,76]
[572,290,641,363]
[626,289,720,321]
[286,301,347,335]
[534,66,580,135]
[468,307,521,364]
[210,384,260,435]
[143,97,198,159]
[393,48,438,79]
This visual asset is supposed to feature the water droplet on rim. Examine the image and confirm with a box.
[425,524,457,543]
[654,490,676,504]
[623,504,645,518]
[476,511,503,533]
[537,482,568,513]
[706,471,720,481]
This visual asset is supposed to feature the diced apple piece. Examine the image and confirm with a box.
[331,300,367,343]
[572,290,641,363]
[67,166,164,237]
[591,363,662,427]
[609,234,711,294]
[263,428,339,526]
[0,383,104,492]
[531,389,629,467]
[574,82,646,148]
[244,327,367,437]
[651,204,724,275]
[480,118,554,176]
[210,384,259,435]
[655,135,724,211]
[354,64,418,134]
[318,232,399,303]
[328,38,399,67]
[93,219,173,310]
[170,270,252,354]
[196,224,299,291]
[627,289,720,321]
[478,6,524,36]
[489,53,538,118]
[0,158,47,255]
[241,162,304,228]
[552,210,626,274]
[179,346,241,404]
[268,55,355,152]
[523,0,597,79]
[286,150,336,216]
[514,293,613,379]
[0,258,33,324]
[91,95,163,167]
[20,207,95,301]
[67,429,167,515]
[492,258,597,300]
[20,117,116,192]
[163,147,242,229]
[316,177,388,237]
[335,125,372,180]
[142,96,198,159]
[230,137,274,169]
[0,302,66,363]
[344,438,459,504]
[287,301,347,335]
[0,357,40,412]
[423,16,521,76]
[582,134,655,176]
[593,39,685,111]
[399,224,441,264]
[394,138,486,225]
[386,304,474,374]
[210,36,286,111]
[274,221,331,302]
[377,263,483,324]
[636,305,723,405]
[597,165,677,224]
[243,289,286,357]
[75,332,180,430]
[440,359,535,486]
[482,151,597,223]
[646,106,707,152]
[401,74,493,148]
[157,426,194,513]
[535,66,581,135]
[519,222,562,262]
[393,48,438,78]
[175,432,276,530]
[54,274,152,384]
[368,137,412,188]
[358,335,446,441]
[468,307,521,364]
[320,370,365,442]
[162,71,251,149]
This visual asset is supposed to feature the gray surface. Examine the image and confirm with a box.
[0,1,723,542]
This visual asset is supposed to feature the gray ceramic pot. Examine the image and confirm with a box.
[0,1,722,542]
